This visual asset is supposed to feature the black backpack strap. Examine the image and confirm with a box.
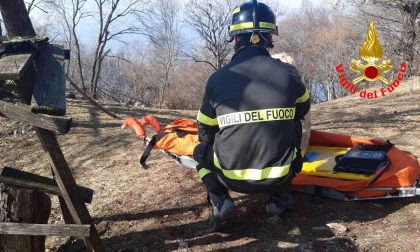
[365,158,391,188]
[140,133,165,169]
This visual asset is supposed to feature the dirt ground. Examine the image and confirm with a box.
[0,77,419,251]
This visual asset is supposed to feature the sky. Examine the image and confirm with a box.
[28,0,314,52]
[278,0,304,10]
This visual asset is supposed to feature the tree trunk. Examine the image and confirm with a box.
[0,183,52,251]
[0,0,35,37]
[399,1,419,70]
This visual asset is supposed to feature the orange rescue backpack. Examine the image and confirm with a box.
[123,116,199,168]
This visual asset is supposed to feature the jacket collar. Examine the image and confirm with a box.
[231,46,271,63]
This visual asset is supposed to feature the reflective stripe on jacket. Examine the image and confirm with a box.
[197,46,310,183]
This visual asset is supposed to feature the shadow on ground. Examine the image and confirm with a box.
[101,190,418,251]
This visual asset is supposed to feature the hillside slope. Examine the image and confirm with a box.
[0,77,419,251]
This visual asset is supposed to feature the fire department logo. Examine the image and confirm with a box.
[335,21,408,99]
[350,21,392,85]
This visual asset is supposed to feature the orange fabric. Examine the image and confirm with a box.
[123,117,145,137]
[155,133,199,156]
[309,130,387,147]
[124,116,199,156]
[123,116,161,137]
[293,130,420,196]
[139,115,162,133]
[156,118,199,155]
[163,118,198,134]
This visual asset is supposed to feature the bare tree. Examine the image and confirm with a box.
[49,0,90,91]
[168,59,213,109]
[89,0,143,98]
[185,0,283,71]
[48,0,144,96]
[274,2,362,102]
[185,0,239,71]
[26,0,48,14]
[70,0,88,90]
[351,0,419,68]
[140,0,182,108]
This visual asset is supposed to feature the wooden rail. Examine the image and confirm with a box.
[0,223,90,237]
[0,100,72,134]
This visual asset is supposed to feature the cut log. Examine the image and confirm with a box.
[0,183,51,251]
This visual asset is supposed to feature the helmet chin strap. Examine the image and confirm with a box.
[258,32,274,49]
[230,32,275,52]
[249,32,274,49]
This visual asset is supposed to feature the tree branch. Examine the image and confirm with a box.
[66,75,121,119]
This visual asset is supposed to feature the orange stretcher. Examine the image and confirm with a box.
[293,130,420,200]
[123,116,420,201]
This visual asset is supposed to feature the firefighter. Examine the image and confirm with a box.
[193,0,310,231]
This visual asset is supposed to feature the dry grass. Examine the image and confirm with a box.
[0,77,419,251]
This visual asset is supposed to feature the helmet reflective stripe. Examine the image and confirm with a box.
[259,22,277,30]
[229,22,254,32]
[229,22,277,34]
[229,0,278,36]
